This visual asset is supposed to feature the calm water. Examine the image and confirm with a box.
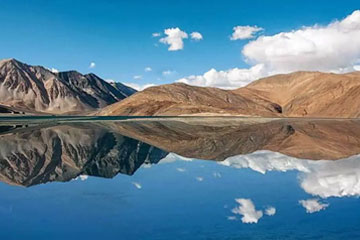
[0,117,359,239]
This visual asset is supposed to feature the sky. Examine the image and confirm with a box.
[1,0,360,90]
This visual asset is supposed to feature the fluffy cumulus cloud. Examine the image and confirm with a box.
[219,150,360,199]
[230,25,263,40]
[231,198,263,223]
[144,67,152,72]
[180,10,360,89]
[89,62,96,69]
[299,199,329,213]
[160,27,188,51]
[191,32,203,41]
[177,64,267,89]
[265,206,276,216]
[243,10,360,73]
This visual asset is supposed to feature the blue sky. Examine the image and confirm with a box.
[1,0,360,89]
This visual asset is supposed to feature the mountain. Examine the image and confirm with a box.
[97,71,360,118]
[109,81,137,97]
[96,82,282,116]
[240,71,360,118]
[0,123,167,187]
[0,58,136,114]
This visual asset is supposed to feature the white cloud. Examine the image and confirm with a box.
[230,25,263,40]
[177,64,267,89]
[196,176,204,182]
[178,10,360,89]
[227,216,237,221]
[213,172,222,178]
[124,83,155,91]
[132,182,142,189]
[219,150,360,199]
[191,32,203,41]
[160,27,188,51]
[243,10,360,73]
[89,62,96,69]
[74,174,88,181]
[158,153,194,164]
[48,67,59,73]
[265,206,276,216]
[299,199,329,213]
[133,75,143,80]
[176,168,186,172]
[231,198,263,224]
[144,67,152,72]
[162,70,175,76]
[152,32,161,37]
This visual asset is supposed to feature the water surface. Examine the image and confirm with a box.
[0,117,359,239]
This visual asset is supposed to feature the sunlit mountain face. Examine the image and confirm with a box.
[0,117,360,239]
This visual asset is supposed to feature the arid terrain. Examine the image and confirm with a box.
[2,58,360,118]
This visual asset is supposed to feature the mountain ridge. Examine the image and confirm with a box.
[0,58,136,114]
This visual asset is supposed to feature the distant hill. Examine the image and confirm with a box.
[96,82,282,116]
[97,71,360,118]
[0,58,136,114]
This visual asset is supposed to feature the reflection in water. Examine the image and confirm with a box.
[0,118,360,189]
[0,118,360,237]
[0,123,167,186]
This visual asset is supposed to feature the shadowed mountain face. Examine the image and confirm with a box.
[0,118,360,187]
[0,58,136,114]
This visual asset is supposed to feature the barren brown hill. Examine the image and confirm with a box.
[238,71,360,118]
[97,71,360,118]
[96,83,282,116]
[101,118,360,160]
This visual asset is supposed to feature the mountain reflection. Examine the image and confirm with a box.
[0,123,167,187]
[0,118,360,188]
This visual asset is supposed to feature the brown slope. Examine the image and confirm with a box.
[96,83,282,116]
[236,71,360,118]
[100,118,360,160]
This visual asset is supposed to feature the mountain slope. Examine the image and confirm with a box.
[0,58,135,114]
[239,71,360,117]
[96,83,282,116]
[97,71,360,118]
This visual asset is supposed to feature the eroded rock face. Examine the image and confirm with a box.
[0,123,167,187]
[0,58,136,114]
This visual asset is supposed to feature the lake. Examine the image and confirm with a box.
[0,117,359,239]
